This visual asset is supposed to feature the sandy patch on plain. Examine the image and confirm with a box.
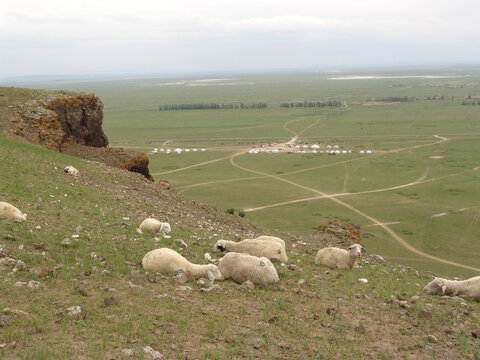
[432,212,448,218]
[430,155,445,159]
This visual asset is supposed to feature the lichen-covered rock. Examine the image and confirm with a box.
[313,220,363,247]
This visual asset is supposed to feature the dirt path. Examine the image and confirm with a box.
[230,153,480,272]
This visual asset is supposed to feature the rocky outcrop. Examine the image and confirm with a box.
[11,90,153,180]
[15,92,108,151]
[46,94,108,148]
[312,220,363,247]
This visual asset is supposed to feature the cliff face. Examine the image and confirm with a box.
[15,93,108,151]
[10,89,153,181]
[46,94,108,148]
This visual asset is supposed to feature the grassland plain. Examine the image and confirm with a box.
[1,133,480,359]
[1,82,480,359]
[6,70,480,277]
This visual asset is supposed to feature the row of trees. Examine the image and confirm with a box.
[158,103,267,111]
[280,100,343,108]
[375,96,414,102]
[461,100,480,105]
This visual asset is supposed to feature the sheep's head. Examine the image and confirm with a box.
[347,244,366,257]
[160,222,172,234]
[213,240,227,252]
[424,277,448,295]
[258,257,279,284]
[206,264,223,281]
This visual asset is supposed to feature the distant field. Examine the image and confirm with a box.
[13,70,480,277]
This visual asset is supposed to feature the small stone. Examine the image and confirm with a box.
[3,308,30,317]
[122,348,134,356]
[297,279,307,286]
[60,238,73,247]
[14,281,27,288]
[173,272,188,285]
[426,334,438,343]
[354,325,365,334]
[200,284,222,293]
[204,253,212,262]
[411,295,420,303]
[177,286,192,292]
[242,280,255,292]
[76,286,90,297]
[175,239,187,248]
[104,297,117,307]
[326,307,337,315]
[164,322,175,334]
[358,278,368,284]
[143,345,163,359]
[4,234,15,241]
[66,306,86,320]
[0,315,17,327]
[253,344,260,350]
[287,264,299,271]
[472,328,480,339]
[14,260,26,271]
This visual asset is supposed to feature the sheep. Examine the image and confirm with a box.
[64,166,79,176]
[315,244,366,270]
[218,252,279,285]
[423,276,480,300]
[212,235,288,263]
[0,202,27,222]
[137,218,171,234]
[141,248,223,281]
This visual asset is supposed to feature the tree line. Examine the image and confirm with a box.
[280,100,342,108]
[158,103,267,111]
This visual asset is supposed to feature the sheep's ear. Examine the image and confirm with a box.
[361,246,366,255]
[441,285,448,294]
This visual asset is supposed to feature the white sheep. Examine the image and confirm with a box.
[64,166,79,176]
[137,218,171,234]
[142,248,223,281]
[213,235,288,263]
[315,244,366,270]
[218,252,279,285]
[423,276,480,300]
[0,202,27,222]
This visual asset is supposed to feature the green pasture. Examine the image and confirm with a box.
[7,70,480,276]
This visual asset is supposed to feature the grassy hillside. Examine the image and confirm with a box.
[0,88,480,359]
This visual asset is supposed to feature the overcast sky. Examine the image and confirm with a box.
[1,0,480,77]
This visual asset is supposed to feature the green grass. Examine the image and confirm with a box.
[16,70,480,277]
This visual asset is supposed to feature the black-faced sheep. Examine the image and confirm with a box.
[138,218,171,234]
[141,248,222,281]
[213,235,288,263]
[218,252,279,285]
[315,244,366,270]
[0,202,27,222]
[423,276,480,300]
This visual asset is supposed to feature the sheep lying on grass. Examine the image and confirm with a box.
[142,248,223,281]
[218,252,279,285]
[213,235,288,263]
[424,276,480,300]
[138,218,171,234]
[64,166,79,176]
[315,244,366,270]
[0,202,27,222]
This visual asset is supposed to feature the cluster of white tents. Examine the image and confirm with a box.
[151,148,206,155]
[248,144,373,155]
